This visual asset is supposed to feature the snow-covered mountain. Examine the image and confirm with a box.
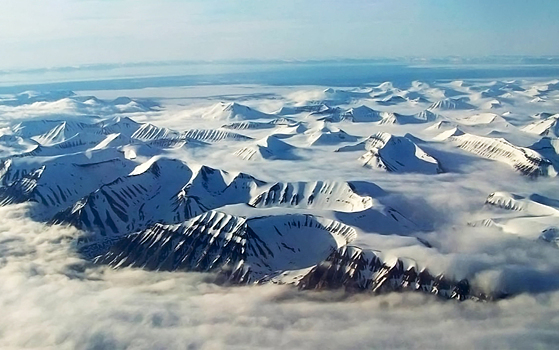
[277,104,332,116]
[434,128,555,177]
[0,92,157,120]
[249,181,374,212]
[234,135,299,161]
[377,110,439,125]
[91,211,357,281]
[89,210,485,301]
[202,102,274,120]
[469,191,559,246]
[221,118,297,130]
[296,246,486,301]
[457,113,509,127]
[522,114,559,137]
[0,149,138,219]
[51,158,265,239]
[339,105,383,122]
[338,132,443,174]
[306,123,358,145]
[3,78,558,305]
[428,98,475,110]
[424,120,456,133]
[530,137,559,172]
[0,135,39,157]
[183,129,252,142]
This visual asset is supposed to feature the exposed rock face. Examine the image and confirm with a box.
[89,212,488,301]
[249,181,374,212]
[222,118,296,130]
[428,98,475,110]
[298,246,481,301]
[184,129,252,142]
[90,211,357,281]
[50,159,265,238]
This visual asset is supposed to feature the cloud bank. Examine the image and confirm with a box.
[0,204,557,349]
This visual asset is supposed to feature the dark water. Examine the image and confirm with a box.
[1,61,559,94]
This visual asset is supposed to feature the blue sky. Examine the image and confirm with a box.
[1,0,558,69]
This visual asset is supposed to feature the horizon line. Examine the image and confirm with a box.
[3,55,559,74]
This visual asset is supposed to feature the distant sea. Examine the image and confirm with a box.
[1,59,559,94]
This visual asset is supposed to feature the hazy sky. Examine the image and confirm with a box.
[1,0,559,69]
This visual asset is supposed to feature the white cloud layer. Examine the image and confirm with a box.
[0,203,558,349]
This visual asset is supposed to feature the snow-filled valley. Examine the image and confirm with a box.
[1,76,559,348]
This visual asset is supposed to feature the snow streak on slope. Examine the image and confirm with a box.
[377,110,439,125]
[0,135,38,157]
[298,246,482,301]
[94,211,357,281]
[339,105,383,122]
[13,120,100,144]
[131,123,183,141]
[469,191,559,245]
[457,113,507,126]
[221,118,296,130]
[485,191,559,215]
[0,150,137,219]
[306,123,358,146]
[277,104,331,116]
[338,132,442,174]
[249,181,373,212]
[184,129,252,142]
[201,102,274,120]
[52,158,265,241]
[234,135,299,161]
[522,114,559,137]
[435,128,555,177]
[428,98,475,110]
